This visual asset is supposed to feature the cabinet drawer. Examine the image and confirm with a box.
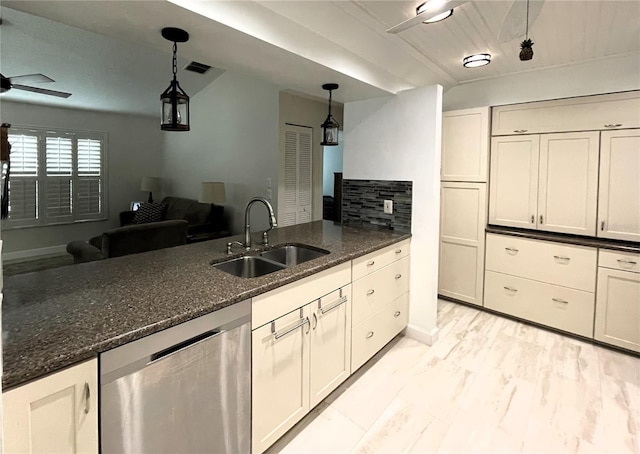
[352,256,410,326]
[351,293,409,372]
[352,239,410,281]
[598,249,640,274]
[485,271,595,338]
[491,91,640,135]
[486,233,597,292]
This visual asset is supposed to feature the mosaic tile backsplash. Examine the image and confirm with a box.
[342,179,412,232]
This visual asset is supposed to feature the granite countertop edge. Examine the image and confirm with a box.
[2,222,411,390]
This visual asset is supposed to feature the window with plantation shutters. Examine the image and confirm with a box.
[5,127,107,228]
[280,124,312,227]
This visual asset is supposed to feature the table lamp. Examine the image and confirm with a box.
[199,182,225,205]
[141,177,162,203]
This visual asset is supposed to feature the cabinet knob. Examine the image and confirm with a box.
[514,129,528,133]
[604,124,622,128]
[367,260,375,267]
[601,221,606,231]
[531,215,535,224]
[366,289,375,296]
[395,274,402,280]
[84,382,91,414]
[395,249,402,254]
[539,215,544,224]
[366,331,374,339]
[394,311,401,318]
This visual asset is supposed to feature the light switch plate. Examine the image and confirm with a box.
[384,199,393,214]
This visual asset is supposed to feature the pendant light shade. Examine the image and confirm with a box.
[321,83,340,146]
[161,27,190,132]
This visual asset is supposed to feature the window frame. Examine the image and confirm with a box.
[4,125,109,229]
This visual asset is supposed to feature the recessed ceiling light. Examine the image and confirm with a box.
[417,2,454,23]
[463,53,491,68]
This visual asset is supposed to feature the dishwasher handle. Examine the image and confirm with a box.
[149,329,221,363]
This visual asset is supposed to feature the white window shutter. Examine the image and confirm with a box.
[44,135,73,221]
[7,179,38,222]
[76,138,103,217]
[8,134,38,176]
[7,133,39,225]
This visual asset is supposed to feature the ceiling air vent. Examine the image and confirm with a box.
[184,61,211,74]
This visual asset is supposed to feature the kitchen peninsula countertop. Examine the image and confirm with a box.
[2,221,410,389]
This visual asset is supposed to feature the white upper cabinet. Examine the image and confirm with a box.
[537,132,599,236]
[442,107,490,182]
[492,91,640,136]
[598,129,640,242]
[489,135,540,228]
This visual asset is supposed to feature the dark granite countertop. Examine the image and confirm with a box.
[2,221,410,390]
[486,225,640,254]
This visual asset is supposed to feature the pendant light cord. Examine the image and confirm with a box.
[525,0,530,39]
[172,42,178,81]
[328,89,333,116]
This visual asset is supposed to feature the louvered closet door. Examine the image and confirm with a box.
[281,124,312,227]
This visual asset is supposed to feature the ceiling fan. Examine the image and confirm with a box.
[0,73,72,98]
[386,0,544,39]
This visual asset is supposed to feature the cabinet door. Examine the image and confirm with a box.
[252,307,311,454]
[309,286,351,408]
[438,182,487,305]
[3,359,98,454]
[442,107,489,182]
[598,130,640,242]
[489,136,540,228]
[537,132,599,235]
[595,267,640,353]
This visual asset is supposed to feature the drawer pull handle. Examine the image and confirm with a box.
[604,124,622,128]
[503,286,518,292]
[366,331,374,339]
[395,274,402,280]
[554,255,571,262]
[395,249,402,254]
[617,259,637,266]
[601,221,606,231]
[366,289,375,296]
[272,316,310,340]
[539,215,544,224]
[552,298,569,305]
[514,129,528,133]
[531,215,535,224]
[394,311,401,318]
[319,295,348,315]
[367,260,375,267]
[505,247,519,254]
[84,382,91,415]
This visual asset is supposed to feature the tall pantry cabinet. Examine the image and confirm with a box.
[438,107,489,306]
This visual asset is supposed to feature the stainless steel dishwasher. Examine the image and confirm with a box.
[100,300,251,454]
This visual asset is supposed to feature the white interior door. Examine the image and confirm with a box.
[280,124,312,227]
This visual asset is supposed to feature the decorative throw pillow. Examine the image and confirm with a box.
[132,203,167,224]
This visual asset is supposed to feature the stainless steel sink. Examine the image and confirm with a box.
[260,244,329,267]
[213,256,286,278]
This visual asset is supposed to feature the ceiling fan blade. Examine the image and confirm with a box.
[12,84,72,98]
[387,0,468,34]
[8,73,55,84]
[498,0,545,43]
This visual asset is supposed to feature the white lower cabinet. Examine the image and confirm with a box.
[251,282,352,454]
[595,250,640,352]
[2,359,98,454]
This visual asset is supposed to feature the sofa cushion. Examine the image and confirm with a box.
[132,203,167,224]
[102,220,188,258]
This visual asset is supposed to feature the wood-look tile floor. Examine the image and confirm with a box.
[266,300,640,453]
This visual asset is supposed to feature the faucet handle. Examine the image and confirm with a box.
[227,241,244,255]
[262,231,269,246]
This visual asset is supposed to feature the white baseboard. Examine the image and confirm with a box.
[404,324,439,346]
[3,245,68,263]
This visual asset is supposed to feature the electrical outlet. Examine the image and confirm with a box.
[384,199,393,214]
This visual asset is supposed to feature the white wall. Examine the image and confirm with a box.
[0,101,163,256]
[279,92,344,222]
[163,71,280,235]
[444,53,640,110]
[343,85,443,342]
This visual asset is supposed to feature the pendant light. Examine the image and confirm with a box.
[321,83,340,146]
[161,27,190,131]
[519,0,534,61]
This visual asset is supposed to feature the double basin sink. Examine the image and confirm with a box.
[213,244,329,278]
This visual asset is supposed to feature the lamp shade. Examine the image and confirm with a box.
[140,176,162,193]
[199,182,225,205]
